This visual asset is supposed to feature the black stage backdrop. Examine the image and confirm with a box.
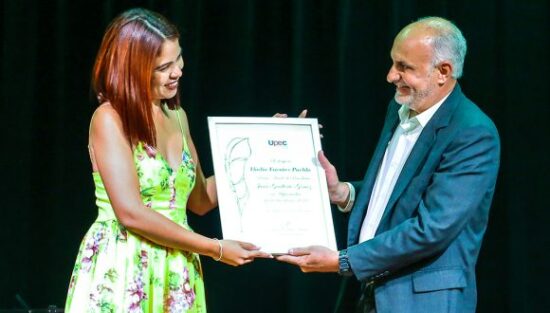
[1,0,548,312]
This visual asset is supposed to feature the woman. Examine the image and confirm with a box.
[65,8,270,312]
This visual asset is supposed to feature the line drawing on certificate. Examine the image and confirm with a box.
[224,137,252,232]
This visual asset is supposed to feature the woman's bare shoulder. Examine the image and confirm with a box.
[89,102,128,146]
[91,102,123,130]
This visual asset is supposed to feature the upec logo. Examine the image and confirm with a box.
[267,139,288,147]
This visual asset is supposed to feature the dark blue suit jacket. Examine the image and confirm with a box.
[346,84,500,313]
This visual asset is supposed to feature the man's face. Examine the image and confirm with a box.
[386,29,441,113]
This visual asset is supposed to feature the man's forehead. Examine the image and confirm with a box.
[390,36,434,63]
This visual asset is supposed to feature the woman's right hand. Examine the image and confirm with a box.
[216,240,273,266]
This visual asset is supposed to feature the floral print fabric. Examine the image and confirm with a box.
[65,140,206,312]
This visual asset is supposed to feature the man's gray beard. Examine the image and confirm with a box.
[394,93,411,108]
[394,88,432,111]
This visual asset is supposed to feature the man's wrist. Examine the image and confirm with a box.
[338,249,354,276]
[337,182,355,213]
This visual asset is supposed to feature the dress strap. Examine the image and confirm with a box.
[175,109,188,148]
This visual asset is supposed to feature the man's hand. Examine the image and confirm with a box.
[318,151,350,206]
[276,245,339,273]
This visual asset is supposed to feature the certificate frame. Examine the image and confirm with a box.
[208,117,337,254]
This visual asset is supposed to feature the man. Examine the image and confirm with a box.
[277,17,500,313]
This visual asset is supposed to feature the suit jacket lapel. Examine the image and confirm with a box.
[348,102,400,245]
[375,85,463,234]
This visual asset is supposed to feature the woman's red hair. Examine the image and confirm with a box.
[92,8,180,146]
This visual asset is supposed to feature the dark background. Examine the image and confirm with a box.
[1,0,549,312]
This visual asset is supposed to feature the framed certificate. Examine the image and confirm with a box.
[208,117,337,254]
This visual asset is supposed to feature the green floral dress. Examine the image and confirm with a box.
[65,122,206,312]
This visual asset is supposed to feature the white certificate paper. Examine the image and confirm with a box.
[208,117,337,254]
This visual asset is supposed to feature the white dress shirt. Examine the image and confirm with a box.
[358,96,448,243]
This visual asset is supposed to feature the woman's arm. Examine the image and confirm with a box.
[90,104,267,265]
[177,108,218,215]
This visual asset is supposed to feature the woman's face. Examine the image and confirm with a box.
[151,39,183,102]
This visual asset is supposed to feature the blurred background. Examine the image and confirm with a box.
[1,0,548,312]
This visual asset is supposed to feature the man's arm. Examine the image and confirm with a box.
[347,125,500,281]
[278,124,499,277]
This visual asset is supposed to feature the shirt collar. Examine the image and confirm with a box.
[398,91,451,129]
